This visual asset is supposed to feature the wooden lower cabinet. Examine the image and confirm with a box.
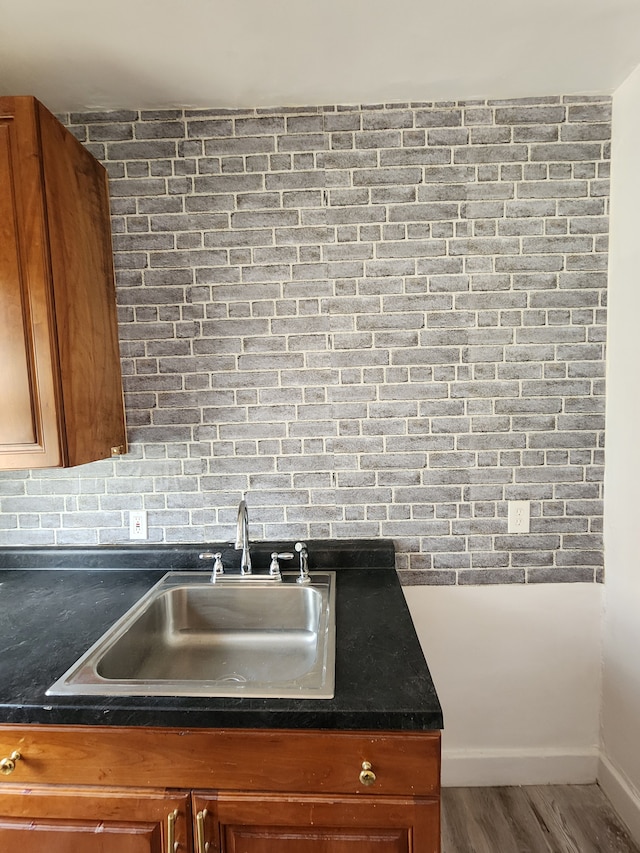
[0,785,190,852]
[0,726,441,853]
[197,792,440,853]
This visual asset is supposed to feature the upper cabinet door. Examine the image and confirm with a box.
[0,103,61,465]
[0,96,126,470]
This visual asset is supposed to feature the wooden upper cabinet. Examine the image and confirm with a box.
[0,95,126,469]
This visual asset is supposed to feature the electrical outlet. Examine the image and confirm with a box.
[508,500,530,534]
[129,510,148,540]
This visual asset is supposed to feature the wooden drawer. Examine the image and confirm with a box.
[0,726,440,796]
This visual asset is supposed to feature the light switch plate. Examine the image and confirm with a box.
[508,500,530,534]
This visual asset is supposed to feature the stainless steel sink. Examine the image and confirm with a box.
[46,571,336,699]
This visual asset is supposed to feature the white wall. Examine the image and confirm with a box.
[600,62,640,843]
[405,584,603,787]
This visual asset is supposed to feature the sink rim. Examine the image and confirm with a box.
[46,570,336,700]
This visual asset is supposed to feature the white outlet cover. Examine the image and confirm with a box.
[508,500,530,534]
[129,510,148,540]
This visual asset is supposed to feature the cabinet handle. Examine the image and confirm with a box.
[0,751,21,776]
[196,809,209,853]
[359,760,376,786]
[167,809,178,853]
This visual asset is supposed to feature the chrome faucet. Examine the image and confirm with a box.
[235,498,252,575]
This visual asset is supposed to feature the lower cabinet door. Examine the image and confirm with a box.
[0,785,190,853]
[194,792,440,853]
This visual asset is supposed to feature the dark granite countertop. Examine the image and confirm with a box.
[0,541,443,731]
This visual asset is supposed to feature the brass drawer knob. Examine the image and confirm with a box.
[359,760,376,786]
[0,751,21,776]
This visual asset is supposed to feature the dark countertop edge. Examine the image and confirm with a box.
[0,707,442,731]
[0,540,395,572]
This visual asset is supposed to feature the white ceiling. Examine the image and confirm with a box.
[0,0,639,112]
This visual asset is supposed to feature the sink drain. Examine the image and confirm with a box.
[218,674,247,683]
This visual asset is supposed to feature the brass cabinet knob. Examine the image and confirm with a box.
[359,760,376,786]
[0,751,21,776]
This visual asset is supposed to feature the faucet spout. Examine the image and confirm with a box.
[235,499,252,575]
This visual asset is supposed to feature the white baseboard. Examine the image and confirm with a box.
[598,753,640,846]
[442,747,600,788]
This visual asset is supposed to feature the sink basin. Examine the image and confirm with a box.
[46,571,336,699]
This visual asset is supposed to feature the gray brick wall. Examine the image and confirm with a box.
[0,96,610,584]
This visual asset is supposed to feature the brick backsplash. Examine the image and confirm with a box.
[0,96,610,584]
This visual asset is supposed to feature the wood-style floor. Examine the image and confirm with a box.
[442,785,640,853]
